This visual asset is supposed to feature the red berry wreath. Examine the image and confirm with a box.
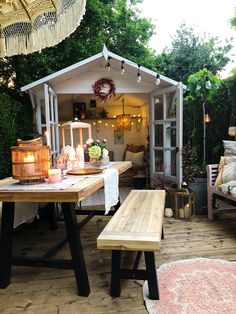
[92,78,116,102]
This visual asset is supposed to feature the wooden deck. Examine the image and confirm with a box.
[0,212,235,313]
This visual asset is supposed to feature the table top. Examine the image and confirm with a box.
[0,161,132,203]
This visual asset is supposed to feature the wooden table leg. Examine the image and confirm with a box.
[0,202,15,288]
[144,251,159,300]
[61,202,90,297]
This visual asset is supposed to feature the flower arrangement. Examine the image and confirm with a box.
[84,138,107,159]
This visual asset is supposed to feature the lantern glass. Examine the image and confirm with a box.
[174,191,195,219]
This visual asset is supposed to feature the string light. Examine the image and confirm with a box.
[106,56,111,71]
[156,73,161,85]
[120,60,125,75]
[205,76,212,89]
[136,64,142,82]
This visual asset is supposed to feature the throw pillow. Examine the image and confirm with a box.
[125,150,144,165]
[214,156,236,186]
[221,162,236,183]
[223,140,236,156]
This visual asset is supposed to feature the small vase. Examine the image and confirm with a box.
[89,157,103,169]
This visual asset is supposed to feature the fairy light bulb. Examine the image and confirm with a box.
[205,76,212,89]
[155,73,161,85]
[106,56,111,71]
[120,60,125,75]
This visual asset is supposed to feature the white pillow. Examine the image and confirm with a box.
[125,150,144,165]
[223,140,236,156]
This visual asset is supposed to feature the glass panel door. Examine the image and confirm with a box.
[150,85,183,188]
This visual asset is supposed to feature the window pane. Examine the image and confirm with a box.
[166,121,176,147]
[154,96,163,120]
[166,91,177,119]
[165,150,176,176]
[155,124,163,147]
[154,150,164,173]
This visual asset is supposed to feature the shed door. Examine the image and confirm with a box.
[150,84,183,188]
[44,84,60,158]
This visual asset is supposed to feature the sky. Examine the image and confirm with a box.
[137,0,236,76]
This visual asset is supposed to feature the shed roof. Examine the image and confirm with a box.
[21,45,180,97]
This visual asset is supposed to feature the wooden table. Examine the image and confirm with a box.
[0,161,131,297]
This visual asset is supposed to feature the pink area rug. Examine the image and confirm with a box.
[143,258,236,314]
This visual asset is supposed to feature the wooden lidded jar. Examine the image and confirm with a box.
[11,137,50,184]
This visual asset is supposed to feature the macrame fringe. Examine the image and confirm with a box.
[0,0,86,58]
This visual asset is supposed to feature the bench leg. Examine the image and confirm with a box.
[111,250,121,297]
[0,202,15,288]
[144,252,159,300]
[207,190,214,220]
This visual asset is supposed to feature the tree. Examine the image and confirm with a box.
[155,24,233,84]
[186,68,220,166]
[230,7,236,28]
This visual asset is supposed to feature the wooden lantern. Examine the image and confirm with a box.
[174,190,195,219]
[11,138,50,184]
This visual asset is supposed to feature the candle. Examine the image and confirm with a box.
[184,203,190,218]
[45,131,49,146]
[76,145,84,169]
[48,169,62,184]
[23,154,35,175]
[179,207,184,218]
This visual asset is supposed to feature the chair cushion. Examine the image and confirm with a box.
[223,140,236,156]
[125,150,144,165]
[215,156,236,186]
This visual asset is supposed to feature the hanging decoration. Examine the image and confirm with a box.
[0,0,86,58]
[92,78,116,102]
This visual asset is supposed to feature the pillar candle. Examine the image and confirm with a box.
[48,169,62,183]
[76,145,84,168]
[23,154,35,175]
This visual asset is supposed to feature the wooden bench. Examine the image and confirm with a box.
[207,164,236,220]
[97,189,165,300]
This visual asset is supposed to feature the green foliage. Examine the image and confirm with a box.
[230,8,236,28]
[186,68,220,103]
[156,24,233,84]
[182,141,199,182]
[0,94,21,179]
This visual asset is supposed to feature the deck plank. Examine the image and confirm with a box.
[0,212,235,313]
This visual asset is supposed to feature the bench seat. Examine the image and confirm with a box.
[97,189,165,299]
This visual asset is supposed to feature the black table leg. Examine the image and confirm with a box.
[48,203,58,230]
[0,202,15,288]
[61,202,90,297]
[111,250,121,297]
[144,251,159,300]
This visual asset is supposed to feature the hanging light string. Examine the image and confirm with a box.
[136,64,142,82]
[156,73,161,85]
[120,60,125,75]
[106,56,112,71]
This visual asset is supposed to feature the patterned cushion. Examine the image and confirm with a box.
[215,156,236,186]
[223,140,236,156]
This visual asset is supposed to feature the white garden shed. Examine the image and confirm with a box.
[21,45,184,187]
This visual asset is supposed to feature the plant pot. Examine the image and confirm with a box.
[188,178,207,215]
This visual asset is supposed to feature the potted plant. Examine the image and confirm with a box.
[182,141,207,214]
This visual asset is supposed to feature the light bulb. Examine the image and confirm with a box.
[136,64,141,82]
[155,73,160,85]
[137,72,142,82]
[205,77,212,89]
[106,62,111,71]
[121,61,125,75]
